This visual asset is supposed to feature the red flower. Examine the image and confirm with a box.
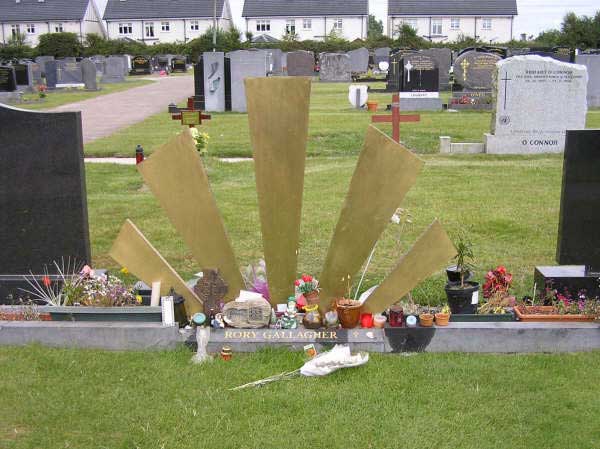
[301,274,312,282]
[42,276,51,288]
[496,266,507,275]
[294,279,301,286]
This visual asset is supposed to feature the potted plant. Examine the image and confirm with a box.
[446,233,473,284]
[294,274,320,305]
[419,310,434,327]
[336,298,362,329]
[445,233,479,314]
[514,285,600,322]
[435,305,451,326]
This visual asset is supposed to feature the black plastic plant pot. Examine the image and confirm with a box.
[445,281,480,314]
[446,266,471,284]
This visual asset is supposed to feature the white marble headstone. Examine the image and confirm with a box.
[485,55,588,154]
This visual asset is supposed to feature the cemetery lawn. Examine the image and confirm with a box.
[17,79,154,111]
[2,345,600,449]
[83,82,600,157]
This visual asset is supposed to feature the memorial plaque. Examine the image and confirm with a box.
[485,55,588,154]
[453,50,502,91]
[130,55,151,75]
[0,104,91,275]
[286,50,314,76]
[0,66,17,92]
[203,51,225,112]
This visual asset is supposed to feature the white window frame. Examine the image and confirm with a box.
[286,19,296,35]
[26,23,36,34]
[161,21,170,32]
[482,18,492,30]
[54,23,63,32]
[303,18,311,30]
[11,24,20,36]
[145,22,154,37]
[256,19,270,32]
[432,19,442,36]
[118,22,132,35]
[333,18,343,30]
[190,20,199,31]
[450,17,460,30]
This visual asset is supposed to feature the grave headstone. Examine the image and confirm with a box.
[155,55,171,72]
[281,52,287,73]
[130,55,152,75]
[81,59,98,90]
[227,50,268,112]
[399,53,442,110]
[171,55,187,73]
[91,55,106,74]
[420,48,452,90]
[0,66,17,92]
[374,47,390,66]
[193,268,228,315]
[485,55,588,154]
[30,62,43,85]
[193,58,205,110]
[35,55,54,75]
[203,51,225,112]
[386,49,417,92]
[61,57,77,64]
[0,104,91,301]
[286,50,314,76]
[319,53,351,82]
[576,54,600,108]
[57,61,83,86]
[453,50,502,91]
[347,47,369,73]
[100,56,125,83]
[263,48,283,74]
[13,63,33,90]
[44,60,58,89]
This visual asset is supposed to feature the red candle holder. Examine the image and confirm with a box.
[360,313,373,328]
[389,306,404,327]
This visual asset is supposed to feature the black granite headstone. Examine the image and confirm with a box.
[386,49,417,92]
[171,56,187,73]
[224,56,232,112]
[453,50,502,91]
[400,54,439,92]
[0,104,91,276]
[0,66,17,92]
[130,55,152,75]
[193,58,205,110]
[13,63,29,86]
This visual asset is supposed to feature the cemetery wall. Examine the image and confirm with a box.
[388,16,514,42]
[245,16,368,41]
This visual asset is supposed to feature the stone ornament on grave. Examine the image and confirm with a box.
[348,85,368,108]
[485,55,588,154]
[453,50,502,91]
[193,268,228,315]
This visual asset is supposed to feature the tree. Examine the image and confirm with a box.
[394,24,429,49]
[37,32,82,57]
[0,31,33,59]
[368,14,384,38]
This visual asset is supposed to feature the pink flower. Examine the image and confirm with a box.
[294,279,301,287]
[302,274,313,282]
[81,265,93,276]
[42,276,51,288]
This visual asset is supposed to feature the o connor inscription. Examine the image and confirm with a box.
[485,55,588,154]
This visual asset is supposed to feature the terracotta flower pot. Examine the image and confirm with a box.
[419,313,434,327]
[336,300,362,329]
[366,100,378,112]
[435,313,450,326]
[304,290,320,305]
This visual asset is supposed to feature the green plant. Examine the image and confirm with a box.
[37,32,82,57]
[189,127,209,156]
[21,259,86,306]
[453,232,475,288]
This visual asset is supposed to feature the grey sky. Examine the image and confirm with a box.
[514,0,598,37]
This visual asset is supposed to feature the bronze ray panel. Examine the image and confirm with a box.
[362,220,455,314]
[319,125,424,308]
[136,129,243,300]
[109,219,203,316]
[245,77,311,303]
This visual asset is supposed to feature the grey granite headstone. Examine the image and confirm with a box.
[0,66,17,92]
[347,47,369,73]
[286,50,314,76]
[453,50,502,91]
[281,52,287,73]
[81,59,98,91]
[576,54,600,108]
[420,48,452,90]
[319,53,351,82]
[30,62,43,85]
[374,47,390,66]
[57,61,83,85]
[101,57,125,83]
[203,51,225,112]
[0,104,91,274]
[263,48,283,74]
[61,57,77,64]
[227,50,268,112]
[44,60,57,88]
[91,55,106,74]
[485,55,588,154]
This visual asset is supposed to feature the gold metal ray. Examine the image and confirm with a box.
[318,125,424,308]
[109,219,203,316]
[362,220,456,314]
[245,77,311,303]
[136,129,243,300]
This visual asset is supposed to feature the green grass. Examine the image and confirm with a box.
[1,345,600,449]
[17,79,154,110]
[87,154,562,303]
[84,81,600,157]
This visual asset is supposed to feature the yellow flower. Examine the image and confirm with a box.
[136,295,143,304]
[120,267,129,274]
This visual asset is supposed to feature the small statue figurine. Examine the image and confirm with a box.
[281,297,299,329]
[211,312,225,329]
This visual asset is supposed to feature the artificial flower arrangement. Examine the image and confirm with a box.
[479,265,516,314]
[294,274,320,305]
[242,259,270,301]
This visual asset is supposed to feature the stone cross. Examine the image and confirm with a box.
[171,96,211,128]
[193,268,228,315]
[371,93,421,143]
[500,71,512,110]
[404,60,413,82]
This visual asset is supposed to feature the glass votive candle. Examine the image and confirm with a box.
[373,314,386,328]
[360,313,374,328]
[389,306,404,327]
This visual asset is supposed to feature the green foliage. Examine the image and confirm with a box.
[531,10,600,49]
[187,26,245,61]
[394,24,429,49]
[0,31,33,59]
[368,14,384,38]
[37,32,82,57]
[453,231,475,287]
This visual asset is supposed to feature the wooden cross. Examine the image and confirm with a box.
[371,93,420,143]
[171,96,211,128]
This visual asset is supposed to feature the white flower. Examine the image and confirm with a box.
[390,214,401,224]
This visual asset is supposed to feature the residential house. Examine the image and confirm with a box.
[0,0,105,46]
[103,0,232,44]
[388,0,518,43]
[242,0,369,41]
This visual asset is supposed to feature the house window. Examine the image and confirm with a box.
[145,22,154,37]
[450,17,460,30]
[119,23,132,34]
[26,24,35,34]
[432,19,442,35]
[286,19,296,34]
[401,19,417,31]
[161,22,170,31]
[482,18,492,30]
[55,23,63,32]
[11,24,20,36]
[333,18,343,30]
[256,19,270,32]
[190,20,199,31]
[303,18,311,30]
